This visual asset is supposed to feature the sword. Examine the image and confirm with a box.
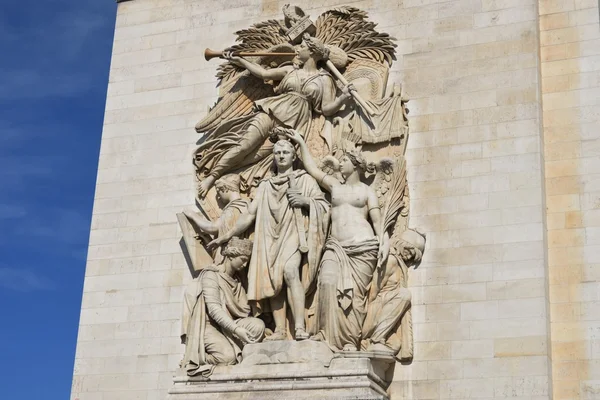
[288,175,309,254]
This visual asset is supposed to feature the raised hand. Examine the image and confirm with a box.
[341,83,356,101]
[223,49,245,68]
[283,128,304,145]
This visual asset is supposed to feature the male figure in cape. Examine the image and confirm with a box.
[183,174,250,264]
[180,237,264,377]
[209,138,330,341]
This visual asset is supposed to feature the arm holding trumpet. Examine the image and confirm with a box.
[223,50,293,82]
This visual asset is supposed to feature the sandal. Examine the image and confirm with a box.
[295,328,309,341]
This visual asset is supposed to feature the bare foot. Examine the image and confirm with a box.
[295,328,309,341]
[198,176,216,198]
[342,344,357,351]
[265,329,287,341]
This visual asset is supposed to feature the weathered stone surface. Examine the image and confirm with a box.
[168,341,394,400]
[240,340,334,366]
[71,0,600,399]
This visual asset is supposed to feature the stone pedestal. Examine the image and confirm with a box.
[167,341,396,400]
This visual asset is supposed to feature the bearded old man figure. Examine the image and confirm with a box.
[180,238,264,377]
[208,139,330,341]
[362,229,426,360]
[286,129,390,351]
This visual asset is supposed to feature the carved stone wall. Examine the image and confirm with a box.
[539,1,600,398]
[71,1,600,399]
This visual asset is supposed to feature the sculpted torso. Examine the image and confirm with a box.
[278,69,310,93]
[330,182,376,243]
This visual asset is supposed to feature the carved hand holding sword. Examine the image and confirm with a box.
[287,174,309,254]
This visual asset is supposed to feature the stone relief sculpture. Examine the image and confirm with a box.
[177,4,422,374]
[207,139,330,341]
[285,128,388,351]
[362,228,426,360]
[180,237,264,377]
[195,6,401,201]
[182,174,250,266]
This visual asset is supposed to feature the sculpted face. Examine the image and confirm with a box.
[339,155,356,179]
[230,255,249,272]
[396,241,416,262]
[215,185,229,205]
[273,142,296,171]
[295,41,311,62]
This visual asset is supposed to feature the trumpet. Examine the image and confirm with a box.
[204,48,296,61]
[204,48,376,117]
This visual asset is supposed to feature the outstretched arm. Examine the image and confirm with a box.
[368,188,390,270]
[225,51,292,81]
[207,199,257,250]
[284,129,337,193]
[183,208,219,235]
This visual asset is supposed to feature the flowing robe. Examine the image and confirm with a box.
[194,70,336,190]
[361,253,413,359]
[247,169,330,301]
[181,267,264,377]
[314,237,379,350]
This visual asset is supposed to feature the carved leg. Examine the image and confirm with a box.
[367,287,411,350]
[200,113,275,197]
[265,292,287,341]
[203,323,237,365]
[236,317,266,343]
[283,252,306,339]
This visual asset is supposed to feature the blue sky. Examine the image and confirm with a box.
[0,0,116,398]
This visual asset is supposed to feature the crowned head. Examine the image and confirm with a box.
[339,149,375,179]
[296,34,329,64]
[273,139,297,172]
[222,237,253,272]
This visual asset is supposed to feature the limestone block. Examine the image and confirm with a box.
[426,360,463,380]
[461,300,499,321]
[168,342,396,400]
[440,378,496,398]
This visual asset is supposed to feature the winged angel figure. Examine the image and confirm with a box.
[194,5,402,199]
[186,4,421,359]
[284,128,410,352]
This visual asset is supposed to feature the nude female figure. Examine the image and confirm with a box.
[285,129,390,351]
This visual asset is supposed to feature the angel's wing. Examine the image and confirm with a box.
[196,20,294,134]
[218,20,289,85]
[374,157,409,235]
[315,7,396,66]
[195,72,273,134]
